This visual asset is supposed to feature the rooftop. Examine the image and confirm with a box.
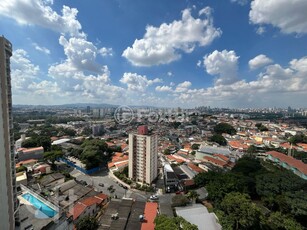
[266,151,307,174]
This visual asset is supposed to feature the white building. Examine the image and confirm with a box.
[128,126,158,184]
[0,36,17,229]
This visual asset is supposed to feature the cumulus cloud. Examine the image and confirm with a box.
[203,50,239,85]
[0,0,84,37]
[122,7,222,66]
[99,47,113,57]
[120,72,162,92]
[249,0,307,34]
[175,81,192,93]
[32,43,50,54]
[11,49,40,92]
[54,35,107,74]
[155,85,173,92]
[249,54,273,70]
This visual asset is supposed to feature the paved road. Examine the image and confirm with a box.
[71,169,148,202]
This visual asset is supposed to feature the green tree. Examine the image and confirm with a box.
[220,192,261,230]
[214,123,236,135]
[164,148,171,155]
[172,194,189,207]
[289,134,307,145]
[155,215,198,230]
[43,150,63,166]
[186,190,199,203]
[209,134,227,146]
[191,144,200,150]
[75,216,98,230]
[264,212,303,230]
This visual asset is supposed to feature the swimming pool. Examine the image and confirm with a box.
[22,193,57,218]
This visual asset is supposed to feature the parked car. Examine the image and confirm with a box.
[98,183,104,187]
[150,195,159,200]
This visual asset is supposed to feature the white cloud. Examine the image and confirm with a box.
[249,0,307,34]
[256,26,266,35]
[54,35,107,74]
[11,49,40,92]
[120,72,162,92]
[197,60,202,67]
[175,81,192,93]
[203,50,239,85]
[122,7,222,66]
[167,71,173,77]
[155,85,173,92]
[99,47,113,57]
[231,0,248,6]
[32,43,50,54]
[249,54,273,70]
[0,0,84,37]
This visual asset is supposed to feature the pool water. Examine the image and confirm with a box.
[22,193,57,218]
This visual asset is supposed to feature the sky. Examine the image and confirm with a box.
[1,0,307,108]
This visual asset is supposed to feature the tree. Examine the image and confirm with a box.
[172,194,189,207]
[246,145,257,155]
[214,123,236,135]
[164,149,171,155]
[256,171,306,197]
[186,190,199,203]
[75,216,98,230]
[264,212,303,230]
[43,150,63,166]
[155,215,198,230]
[220,192,261,230]
[209,134,227,146]
[191,144,200,150]
[289,134,307,145]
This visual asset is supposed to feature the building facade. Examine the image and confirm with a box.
[0,36,17,229]
[128,126,158,184]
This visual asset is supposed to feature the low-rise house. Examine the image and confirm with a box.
[17,146,44,161]
[265,151,307,180]
[68,193,108,223]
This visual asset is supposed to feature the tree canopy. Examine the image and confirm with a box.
[76,216,98,230]
[209,134,227,146]
[155,215,198,230]
[214,123,236,135]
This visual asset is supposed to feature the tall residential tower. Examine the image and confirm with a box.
[0,36,18,230]
[128,125,158,184]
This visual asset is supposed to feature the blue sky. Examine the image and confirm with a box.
[1,0,307,108]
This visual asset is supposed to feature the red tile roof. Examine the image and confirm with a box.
[141,202,158,230]
[203,156,227,167]
[21,146,44,153]
[266,151,307,175]
[16,159,38,168]
[297,143,307,151]
[213,154,229,162]
[69,193,108,220]
[228,140,248,150]
[188,163,204,173]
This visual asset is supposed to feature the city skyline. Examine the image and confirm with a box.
[1,0,307,108]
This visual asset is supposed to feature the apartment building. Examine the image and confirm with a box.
[0,36,17,229]
[128,126,158,184]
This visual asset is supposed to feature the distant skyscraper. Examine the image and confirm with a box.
[86,105,91,114]
[128,125,158,184]
[0,36,18,229]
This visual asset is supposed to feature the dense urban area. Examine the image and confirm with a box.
[11,104,307,230]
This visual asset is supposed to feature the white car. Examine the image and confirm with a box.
[150,195,159,200]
